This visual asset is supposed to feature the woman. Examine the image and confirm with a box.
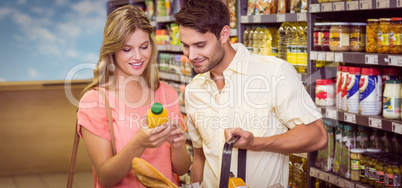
[77,5,191,187]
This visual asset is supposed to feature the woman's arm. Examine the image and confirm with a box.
[168,123,191,176]
[81,124,171,187]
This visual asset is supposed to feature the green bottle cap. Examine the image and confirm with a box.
[151,103,164,115]
[344,125,353,131]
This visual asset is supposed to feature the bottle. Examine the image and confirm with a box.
[359,68,382,115]
[323,121,335,172]
[347,67,362,113]
[336,66,344,110]
[279,22,290,61]
[383,80,402,119]
[228,172,248,188]
[340,124,355,179]
[341,66,350,111]
[178,84,186,106]
[247,26,255,53]
[243,26,250,48]
[147,102,169,128]
[370,129,383,149]
[334,122,343,175]
[252,26,261,54]
[289,155,295,188]
[295,158,308,188]
[356,126,369,149]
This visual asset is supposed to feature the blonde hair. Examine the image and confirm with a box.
[83,5,159,95]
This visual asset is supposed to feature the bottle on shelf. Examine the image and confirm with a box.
[278,22,290,61]
[294,157,308,188]
[252,25,261,54]
[340,124,355,179]
[333,122,343,175]
[356,126,369,149]
[323,120,335,172]
[243,26,250,48]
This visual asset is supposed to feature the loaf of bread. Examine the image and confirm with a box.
[132,157,178,188]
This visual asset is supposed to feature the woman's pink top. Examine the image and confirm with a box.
[77,82,183,187]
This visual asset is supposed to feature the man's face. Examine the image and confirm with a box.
[179,26,224,73]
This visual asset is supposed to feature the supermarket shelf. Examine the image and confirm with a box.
[230,29,238,36]
[155,15,175,23]
[292,153,308,159]
[159,71,193,83]
[240,13,307,24]
[309,0,401,13]
[310,167,371,188]
[310,51,402,67]
[317,106,402,135]
[157,45,183,52]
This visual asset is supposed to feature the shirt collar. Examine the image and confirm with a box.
[196,43,250,84]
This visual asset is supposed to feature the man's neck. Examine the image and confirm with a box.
[210,42,237,91]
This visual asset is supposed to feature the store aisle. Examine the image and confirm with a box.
[0,171,92,188]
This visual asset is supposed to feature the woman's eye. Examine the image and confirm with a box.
[122,48,131,52]
[141,45,149,50]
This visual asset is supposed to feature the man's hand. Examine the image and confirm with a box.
[224,128,255,149]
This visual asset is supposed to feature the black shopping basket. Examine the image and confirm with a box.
[219,135,247,188]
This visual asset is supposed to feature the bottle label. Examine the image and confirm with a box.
[360,165,365,177]
[376,170,385,183]
[359,75,382,115]
[369,167,376,180]
[347,74,361,113]
[351,159,360,170]
[383,96,401,114]
[394,174,401,187]
[385,173,394,186]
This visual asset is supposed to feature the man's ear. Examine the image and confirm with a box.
[219,25,231,44]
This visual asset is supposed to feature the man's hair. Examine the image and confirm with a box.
[174,0,230,39]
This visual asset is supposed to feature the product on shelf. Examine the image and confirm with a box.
[359,68,382,115]
[294,157,308,188]
[336,65,343,110]
[340,124,354,179]
[347,67,361,114]
[333,122,343,175]
[369,129,383,150]
[385,161,401,187]
[277,0,290,14]
[247,0,257,15]
[315,79,335,107]
[356,126,369,149]
[228,0,237,29]
[383,79,401,120]
[324,121,335,172]
[378,18,391,54]
[313,23,323,51]
[170,23,180,45]
[329,22,351,52]
[341,66,349,111]
[350,148,365,181]
[366,19,379,53]
[390,17,402,54]
[278,22,290,61]
[350,23,367,52]
[145,0,155,21]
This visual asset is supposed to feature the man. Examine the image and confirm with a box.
[174,0,328,187]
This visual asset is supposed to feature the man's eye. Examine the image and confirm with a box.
[197,44,205,48]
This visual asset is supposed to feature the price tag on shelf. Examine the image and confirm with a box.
[333,2,345,11]
[319,172,330,181]
[398,0,402,7]
[322,3,333,11]
[388,56,401,66]
[392,122,402,135]
[365,54,378,64]
[337,179,344,187]
[310,51,318,60]
[376,0,390,8]
[328,174,338,185]
[344,112,356,124]
[297,13,307,21]
[369,117,382,129]
[347,1,359,10]
[318,52,326,61]
[360,0,372,9]
[326,109,338,119]
[276,14,286,22]
[335,53,344,62]
[326,52,335,62]
[344,180,355,188]
[241,16,249,23]
[253,15,262,23]
[310,4,321,12]
[356,184,369,188]
[310,168,319,178]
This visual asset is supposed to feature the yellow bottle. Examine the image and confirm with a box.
[228,172,248,188]
[147,102,169,128]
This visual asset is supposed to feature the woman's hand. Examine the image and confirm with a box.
[166,122,186,150]
[135,121,171,149]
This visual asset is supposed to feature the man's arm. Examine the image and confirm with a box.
[226,119,328,153]
[190,148,205,184]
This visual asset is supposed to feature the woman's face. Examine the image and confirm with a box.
[114,28,152,78]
